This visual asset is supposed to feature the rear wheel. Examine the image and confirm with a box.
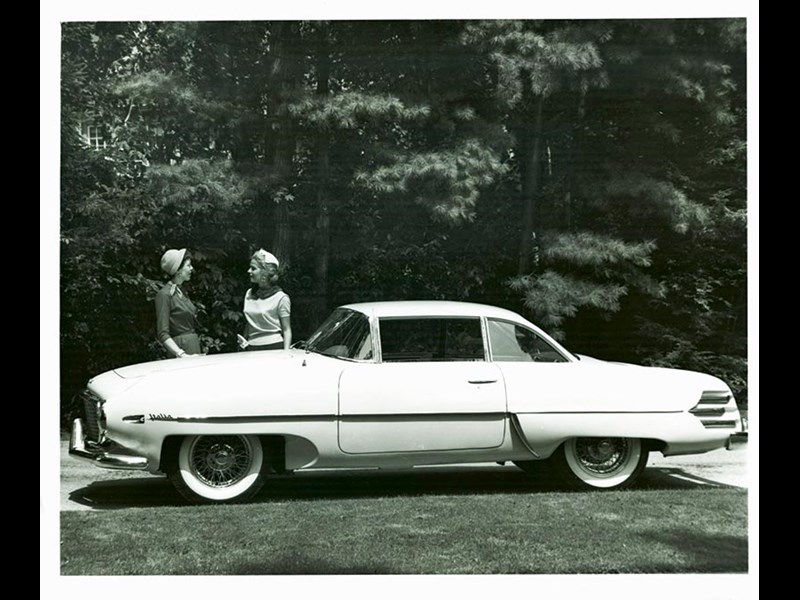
[552,437,648,490]
[167,434,266,504]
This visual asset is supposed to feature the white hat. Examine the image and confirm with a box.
[253,249,279,268]
[160,248,187,276]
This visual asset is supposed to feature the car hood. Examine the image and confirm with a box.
[95,349,345,421]
[112,350,300,379]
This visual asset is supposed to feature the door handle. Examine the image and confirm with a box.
[468,379,497,384]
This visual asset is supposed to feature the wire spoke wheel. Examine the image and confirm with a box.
[168,434,266,504]
[189,436,255,488]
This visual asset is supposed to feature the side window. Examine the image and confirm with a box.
[380,318,485,362]
[487,319,567,363]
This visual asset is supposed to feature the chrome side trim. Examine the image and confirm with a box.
[153,412,505,423]
[153,413,337,423]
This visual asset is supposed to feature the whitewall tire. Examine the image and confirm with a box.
[553,437,648,491]
[168,434,266,504]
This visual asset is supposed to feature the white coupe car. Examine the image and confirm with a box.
[70,300,745,504]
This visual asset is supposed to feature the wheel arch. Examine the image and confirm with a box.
[159,433,320,474]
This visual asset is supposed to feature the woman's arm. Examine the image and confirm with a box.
[278,294,292,349]
[163,337,188,358]
[155,291,172,345]
[239,293,251,349]
[155,290,189,357]
[279,315,292,350]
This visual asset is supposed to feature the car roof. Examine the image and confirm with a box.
[339,300,530,322]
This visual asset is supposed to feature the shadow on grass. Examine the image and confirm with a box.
[632,528,749,573]
[218,527,749,575]
[67,463,742,510]
[68,476,185,509]
[637,467,744,491]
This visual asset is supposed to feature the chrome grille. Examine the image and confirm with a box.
[80,389,105,443]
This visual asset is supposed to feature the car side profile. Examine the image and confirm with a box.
[70,300,745,504]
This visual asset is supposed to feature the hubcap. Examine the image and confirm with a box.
[190,436,253,488]
[574,437,629,475]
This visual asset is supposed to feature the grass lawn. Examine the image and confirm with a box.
[60,485,747,575]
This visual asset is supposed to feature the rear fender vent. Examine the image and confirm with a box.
[690,391,738,430]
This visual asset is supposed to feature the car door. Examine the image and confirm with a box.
[338,316,507,454]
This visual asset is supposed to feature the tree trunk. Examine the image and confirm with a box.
[517,97,544,275]
[310,28,332,327]
[266,21,300,265]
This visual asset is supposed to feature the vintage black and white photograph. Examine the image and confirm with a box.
[42,1,757,597]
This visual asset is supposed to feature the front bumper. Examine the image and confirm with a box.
[69,418,149,470]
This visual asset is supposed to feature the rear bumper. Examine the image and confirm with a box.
[69,418,149,470]
[726,412,748,451]
[726,431,748,450]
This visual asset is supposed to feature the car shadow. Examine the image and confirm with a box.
[637,467,746,490]
[66,464,744,510]
[68,476,186,509]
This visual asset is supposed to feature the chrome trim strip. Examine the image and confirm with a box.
[518,410,681,415]
[153,412,508,423]
[340,412,508,422]
[172,414,337,423]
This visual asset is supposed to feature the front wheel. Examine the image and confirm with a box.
[552,437,648,491]
[167,435,266,504]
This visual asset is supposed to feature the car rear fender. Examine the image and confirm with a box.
[512,411,713,458]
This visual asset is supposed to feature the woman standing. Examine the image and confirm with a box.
[238,249,292,351]
[155,248,201,358]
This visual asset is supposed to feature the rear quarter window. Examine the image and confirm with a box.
[487,319,567,363]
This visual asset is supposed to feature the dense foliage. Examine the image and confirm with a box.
[60,19,749,424]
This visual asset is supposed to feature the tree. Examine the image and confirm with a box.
[59,19,749,422]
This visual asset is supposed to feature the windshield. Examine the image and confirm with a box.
[305,308,374,360]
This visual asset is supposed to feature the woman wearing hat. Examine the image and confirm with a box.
[237,249,292,351]
[155,248,202,358]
